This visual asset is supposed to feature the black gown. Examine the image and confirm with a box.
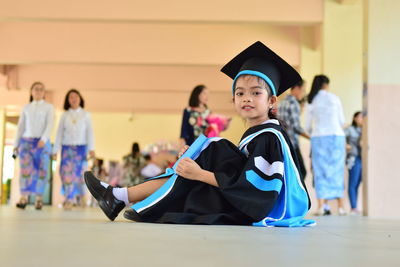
[129,121,312,226]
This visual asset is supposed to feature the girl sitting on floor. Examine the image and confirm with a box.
[84,41,315,227]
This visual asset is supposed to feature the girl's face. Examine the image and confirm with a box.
[198,88,209,106]
[68,92,81,109]
[233,75,276,126]
[31,84,45,101]
[355,113,363,127]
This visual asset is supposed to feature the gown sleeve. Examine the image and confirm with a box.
[214,133,285,222]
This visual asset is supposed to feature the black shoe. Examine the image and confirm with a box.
[123,208,143,222]
[16,202,27,209]
[84,171,125,221]
[323,209,331,216]
[35,200,43,210]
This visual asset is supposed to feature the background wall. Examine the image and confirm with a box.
[363,0,400,218]
[323,0,363,122]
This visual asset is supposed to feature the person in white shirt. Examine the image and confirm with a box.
[305,75,346,216]
[13,82,55,210]
[52,89,95,209]
[140,154,162,179]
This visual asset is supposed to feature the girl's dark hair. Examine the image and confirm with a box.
[352,111,362,127]
[64,89,85,110]
[265,83,288,129]
[131,142,140,157]
[188,85,207,108]
[97,158,104,167]
[29,81,45,102]
[291,79,304,90]
[308,75,330,104]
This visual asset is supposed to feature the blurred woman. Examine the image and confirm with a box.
[14,82,54,210]
[180,85,210,146]
[53,89,95,209]
[345,111,363,215]
[121,142,145,186]
[305,75,346,216]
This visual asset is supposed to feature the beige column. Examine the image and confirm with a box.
[363,0,400,218]
[0,107,5,202]
[322,0,363,121]
[299,0,364,212]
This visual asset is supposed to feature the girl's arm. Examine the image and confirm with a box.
[41,104,55,144]
[337,98,345,127]
[304,104,312,135]
[175,157,218,187]
[86,112,95,157]
[53,113,65,155]
[14,108,26,149]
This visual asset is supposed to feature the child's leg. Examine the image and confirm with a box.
[127,178,168,203]
[348,157,362,210]
[35,141,51,198]
[317,198,324,210]
[18,139,35,199]
[84,170,169,221]
[60,148,75,203]
[355,160,362,209]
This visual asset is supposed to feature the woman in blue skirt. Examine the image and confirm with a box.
[305,75,346,216]
[13,82,54,210]
[53,89,95,209]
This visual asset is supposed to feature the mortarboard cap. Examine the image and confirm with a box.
[221,41,301,96]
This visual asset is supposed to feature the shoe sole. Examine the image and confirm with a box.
[16,204,27,209]
[123,209,143,222]
[98,200,119,221]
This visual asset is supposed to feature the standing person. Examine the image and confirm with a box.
[53,89,95,210]
[180,85,210,146]
[13,82,54,210]
[121,142,146,186]
[83,41,314,227]
[278,79,310,181]
[305,75,346,216]
[91,158,107,181]
[345,111,363,215]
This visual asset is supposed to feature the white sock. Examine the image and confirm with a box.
[323,204,330,210]
[100,181,109,188]
[112,187,129,206]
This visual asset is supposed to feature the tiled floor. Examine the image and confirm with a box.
[0,205,399,267]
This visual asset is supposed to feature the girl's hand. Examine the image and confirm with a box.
[176,158,203,180]
[346,144,351,152]
[52,154,57,161]
[178,145,189,158]
[37,140,45,148]
[89,150,95,159]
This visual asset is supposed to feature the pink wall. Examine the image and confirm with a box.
[364,84,400,218]
[0,0,323,24]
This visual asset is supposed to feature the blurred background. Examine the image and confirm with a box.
[0,0,399,218]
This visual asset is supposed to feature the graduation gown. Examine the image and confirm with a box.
[129,121,315,227]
